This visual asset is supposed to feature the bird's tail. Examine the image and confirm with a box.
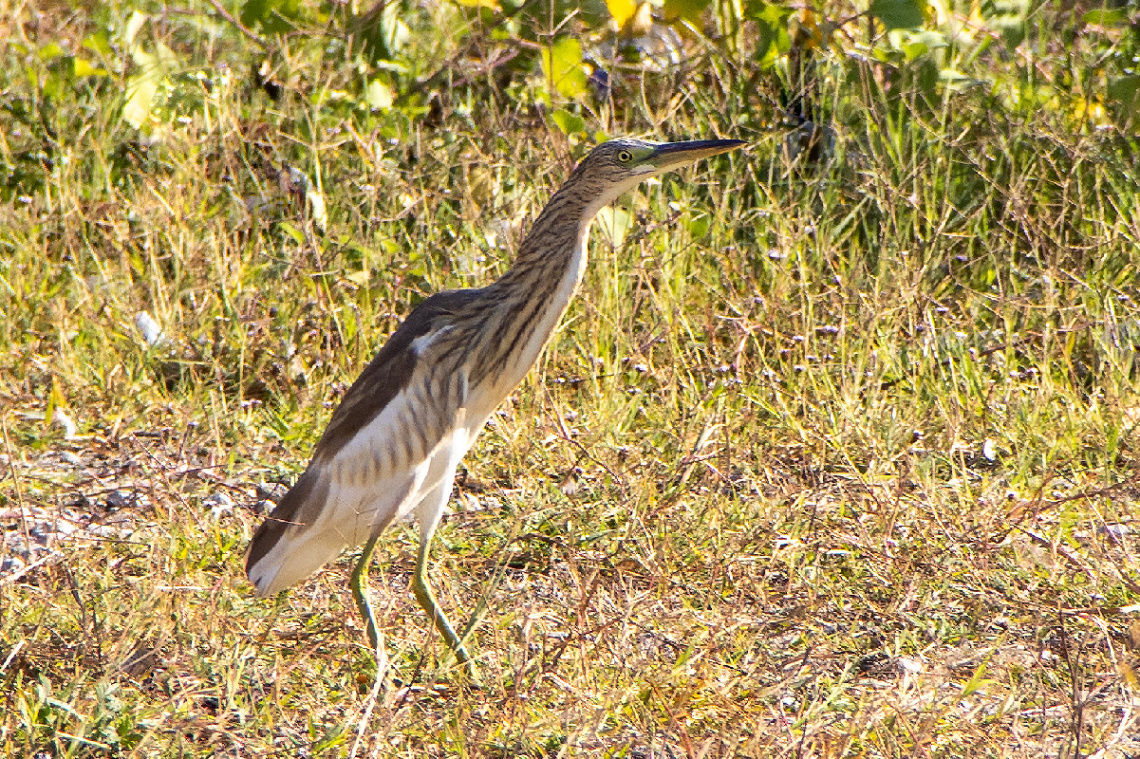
[245,468,353,597]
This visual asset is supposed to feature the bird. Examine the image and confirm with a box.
[245,137,746,671]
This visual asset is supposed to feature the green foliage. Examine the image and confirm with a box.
[745,0,793,68]
[660,0,711,25]
[552,107,587,136]
[241,0,303,34]
[541,36,589,101]
[353,1,411,62]
[869,0,926,30]
[507,0,610,35]
[3,0,1140,756]
[982,0,1030,46]
[123,41,180,131]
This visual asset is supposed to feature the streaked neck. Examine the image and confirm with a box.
[495,177,594,291]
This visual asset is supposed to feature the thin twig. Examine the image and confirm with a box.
[0,640,26,674]
[350,633,389,759]
[0,550,64,587]
[206,0,268,48]
[544,386,629,495]
[1,415,32,559]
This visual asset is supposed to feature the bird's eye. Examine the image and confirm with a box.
[617,150,633,163]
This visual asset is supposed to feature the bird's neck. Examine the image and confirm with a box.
[467,180,598,392]
[506,182,592,278]
[492,179,596,307]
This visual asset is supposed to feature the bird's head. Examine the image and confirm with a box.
[571,138,746,218]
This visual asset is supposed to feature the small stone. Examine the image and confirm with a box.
[204,492,234,519]
[107,490,133,509]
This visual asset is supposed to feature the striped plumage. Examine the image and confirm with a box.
[246,138,746,668]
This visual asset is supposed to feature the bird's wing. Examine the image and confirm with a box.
[245,289,482,596]
[312,288,483,462]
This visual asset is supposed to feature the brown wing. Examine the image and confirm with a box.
[310,287,484,462]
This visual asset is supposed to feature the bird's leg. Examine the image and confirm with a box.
[348,534,390,750]
[350,534,388,675]
[408,457,478,678]
[411,534,476,675]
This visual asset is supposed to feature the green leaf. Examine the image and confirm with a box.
[891,29,946,61]
[240,0,268,27]
[660,0,711,25]
[83,31,113,57]
[1108,76,1140,121]
[744,1,793,67]
[278,221,305,244]
[365,79,393,110]
[936,67,974,92]
[345,269,370,287]
[241,0,302,34]
[355,1,411,62]
[961,653,996,697]
[980,0,1028,44]
[552,108,586,136]
[596,206,632,247]
[1108,76,1140,102]
[74,59,109,77]
[122,85,155,129]
[744,0,792,25]
[124,10,148,47]
[37,42,66,61]
[123,42,178,130]
[123,70,159,129]
[541,37,589,100]
[686,214,710,239]
[870,0,926,30]
[379,1,410,55]
[1083,8,1126,26]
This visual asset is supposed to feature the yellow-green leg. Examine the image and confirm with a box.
[352,529,476,678]
[350,535,386,666]
[412,535,476,676]
[349,535,390,753]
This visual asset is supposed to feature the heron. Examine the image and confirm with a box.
[245,137,746,671]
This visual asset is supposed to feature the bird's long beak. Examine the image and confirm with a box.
[650,139,747,170]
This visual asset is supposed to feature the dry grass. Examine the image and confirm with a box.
[2,0,1140,756]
